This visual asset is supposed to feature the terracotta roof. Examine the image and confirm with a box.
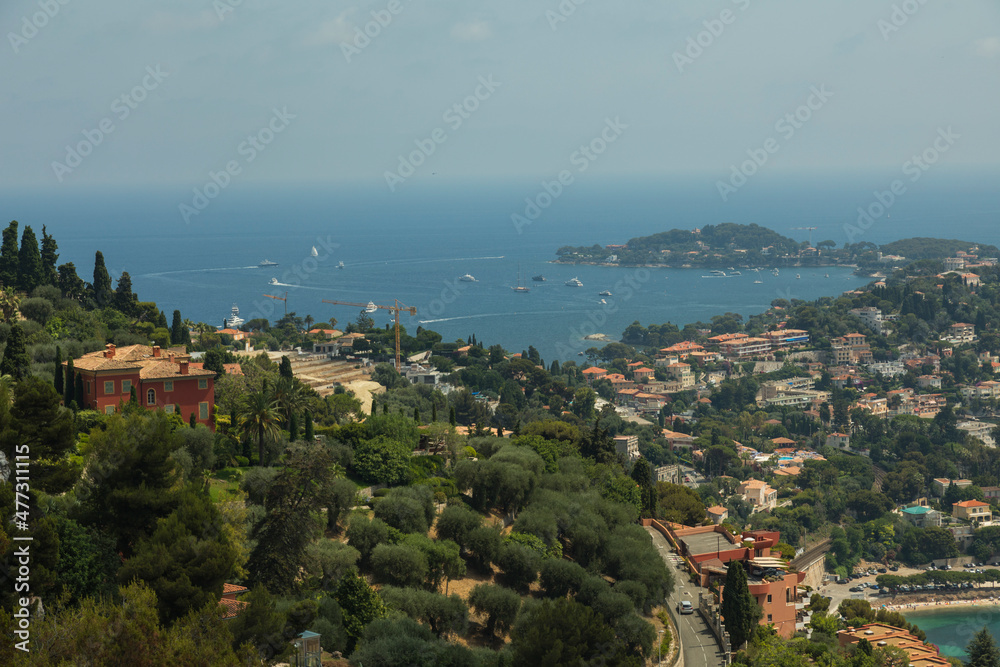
[223,583,248,595]
[955,500,989,508]
[582,367,608,375]
[219,597,248,620]
[707,506,727,515]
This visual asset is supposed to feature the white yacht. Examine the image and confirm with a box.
[459,274,477,282]
[796,274,801,279]
[337,261,345,269]
[269,277,279,285]
[365,301,378,314]
[565,277,584,287]
[225,304,244,328]
[710,269,727,276]
[599,290,612,296]
[259,259,278,267]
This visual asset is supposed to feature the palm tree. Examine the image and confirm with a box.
[304,314,314,332]
[240,389,280,466]
[272,376,308,428]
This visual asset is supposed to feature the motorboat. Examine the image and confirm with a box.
[532,275,546,282]
[365,301,378,314]
[825,273,830,278]
[710,269,727,276]
[796,274,801,279]
[729,271,741,276]
[599,290,612,296]
[259,259,278,267]
[269,277,279,285]
[459,274,477,282]
[337,261,345,269]
[565,277,583,287]
[753,279,763,284]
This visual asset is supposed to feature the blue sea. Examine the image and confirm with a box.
[905,605,1000,659]
[4,170,999,363]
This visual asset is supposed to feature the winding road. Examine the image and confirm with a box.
[646,526,726,667]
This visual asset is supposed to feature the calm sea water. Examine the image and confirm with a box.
[4,171,999,362]
[905,605,1000,659]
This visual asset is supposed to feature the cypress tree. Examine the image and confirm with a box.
[40,225,59,286]
[171,310,186,346]
[721,562,761,651]
[967,626,1000,667]
[113,272,139,317]
[289,412,299,442]
[64,357,75,405]
[16,225,42,293]
[92,251,113,307]
[0,221,18,288]
[414,407,420,423]
[53,346,63,395]
[303,410,314,442]
[74,372,84,408]
[383,403,388,415]
[431,403,437,423]
[190,412,197,428]
[129,385,138,406]
[57,262,86,300]
[449,406,457,427]
[279,356,293,379]
[0,323,31,380]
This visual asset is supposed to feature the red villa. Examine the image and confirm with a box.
[67,344,217,429]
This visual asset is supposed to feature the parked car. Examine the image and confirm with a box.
[837,578,849,585]
[889,565,899,571]
[678,600,694,615]
[877,567,887,573]
[849,586,863,592]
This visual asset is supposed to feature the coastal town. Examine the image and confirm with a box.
[5,220,1000,666]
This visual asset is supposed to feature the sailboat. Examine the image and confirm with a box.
[311,246,318,257]
[512,263,530,293]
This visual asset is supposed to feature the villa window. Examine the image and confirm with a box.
[165,381,173,391]
[104,380,114,395]
[122,380,132,394]
[767,614,772,622]
[165,405,174,414]
[199,378,208,390]
[104,405,114,415]
[147,388,156,405]
[199,402,209,420]
[767,594,772,603]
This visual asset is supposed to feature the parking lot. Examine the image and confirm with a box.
[820,562,1000,611]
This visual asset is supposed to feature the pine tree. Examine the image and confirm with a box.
[40,225,59,286]
[92,251,113,307]
[58,262,86,300]
[0,323,31,380]
[64,357,75,405]
[0,221,18,288]
[53,346,63,395]
[16,225,42,292]
[721,562,761,650]
[289,412,299,442]
[303,410,314,442]
[967,626,1000,667]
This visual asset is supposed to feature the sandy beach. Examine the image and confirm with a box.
[881,596,1000,612]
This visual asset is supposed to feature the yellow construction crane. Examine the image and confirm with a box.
[791,226,818,246]
[321,298,416,370]
[263,292,288,316]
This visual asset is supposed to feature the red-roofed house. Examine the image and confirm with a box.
[953,500,992,525]
[220,583,249,619]
[632,367,654,381]
[582,367,608,384]
[67,344,217,429]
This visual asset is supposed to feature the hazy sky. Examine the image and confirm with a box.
[3,0,997,189]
